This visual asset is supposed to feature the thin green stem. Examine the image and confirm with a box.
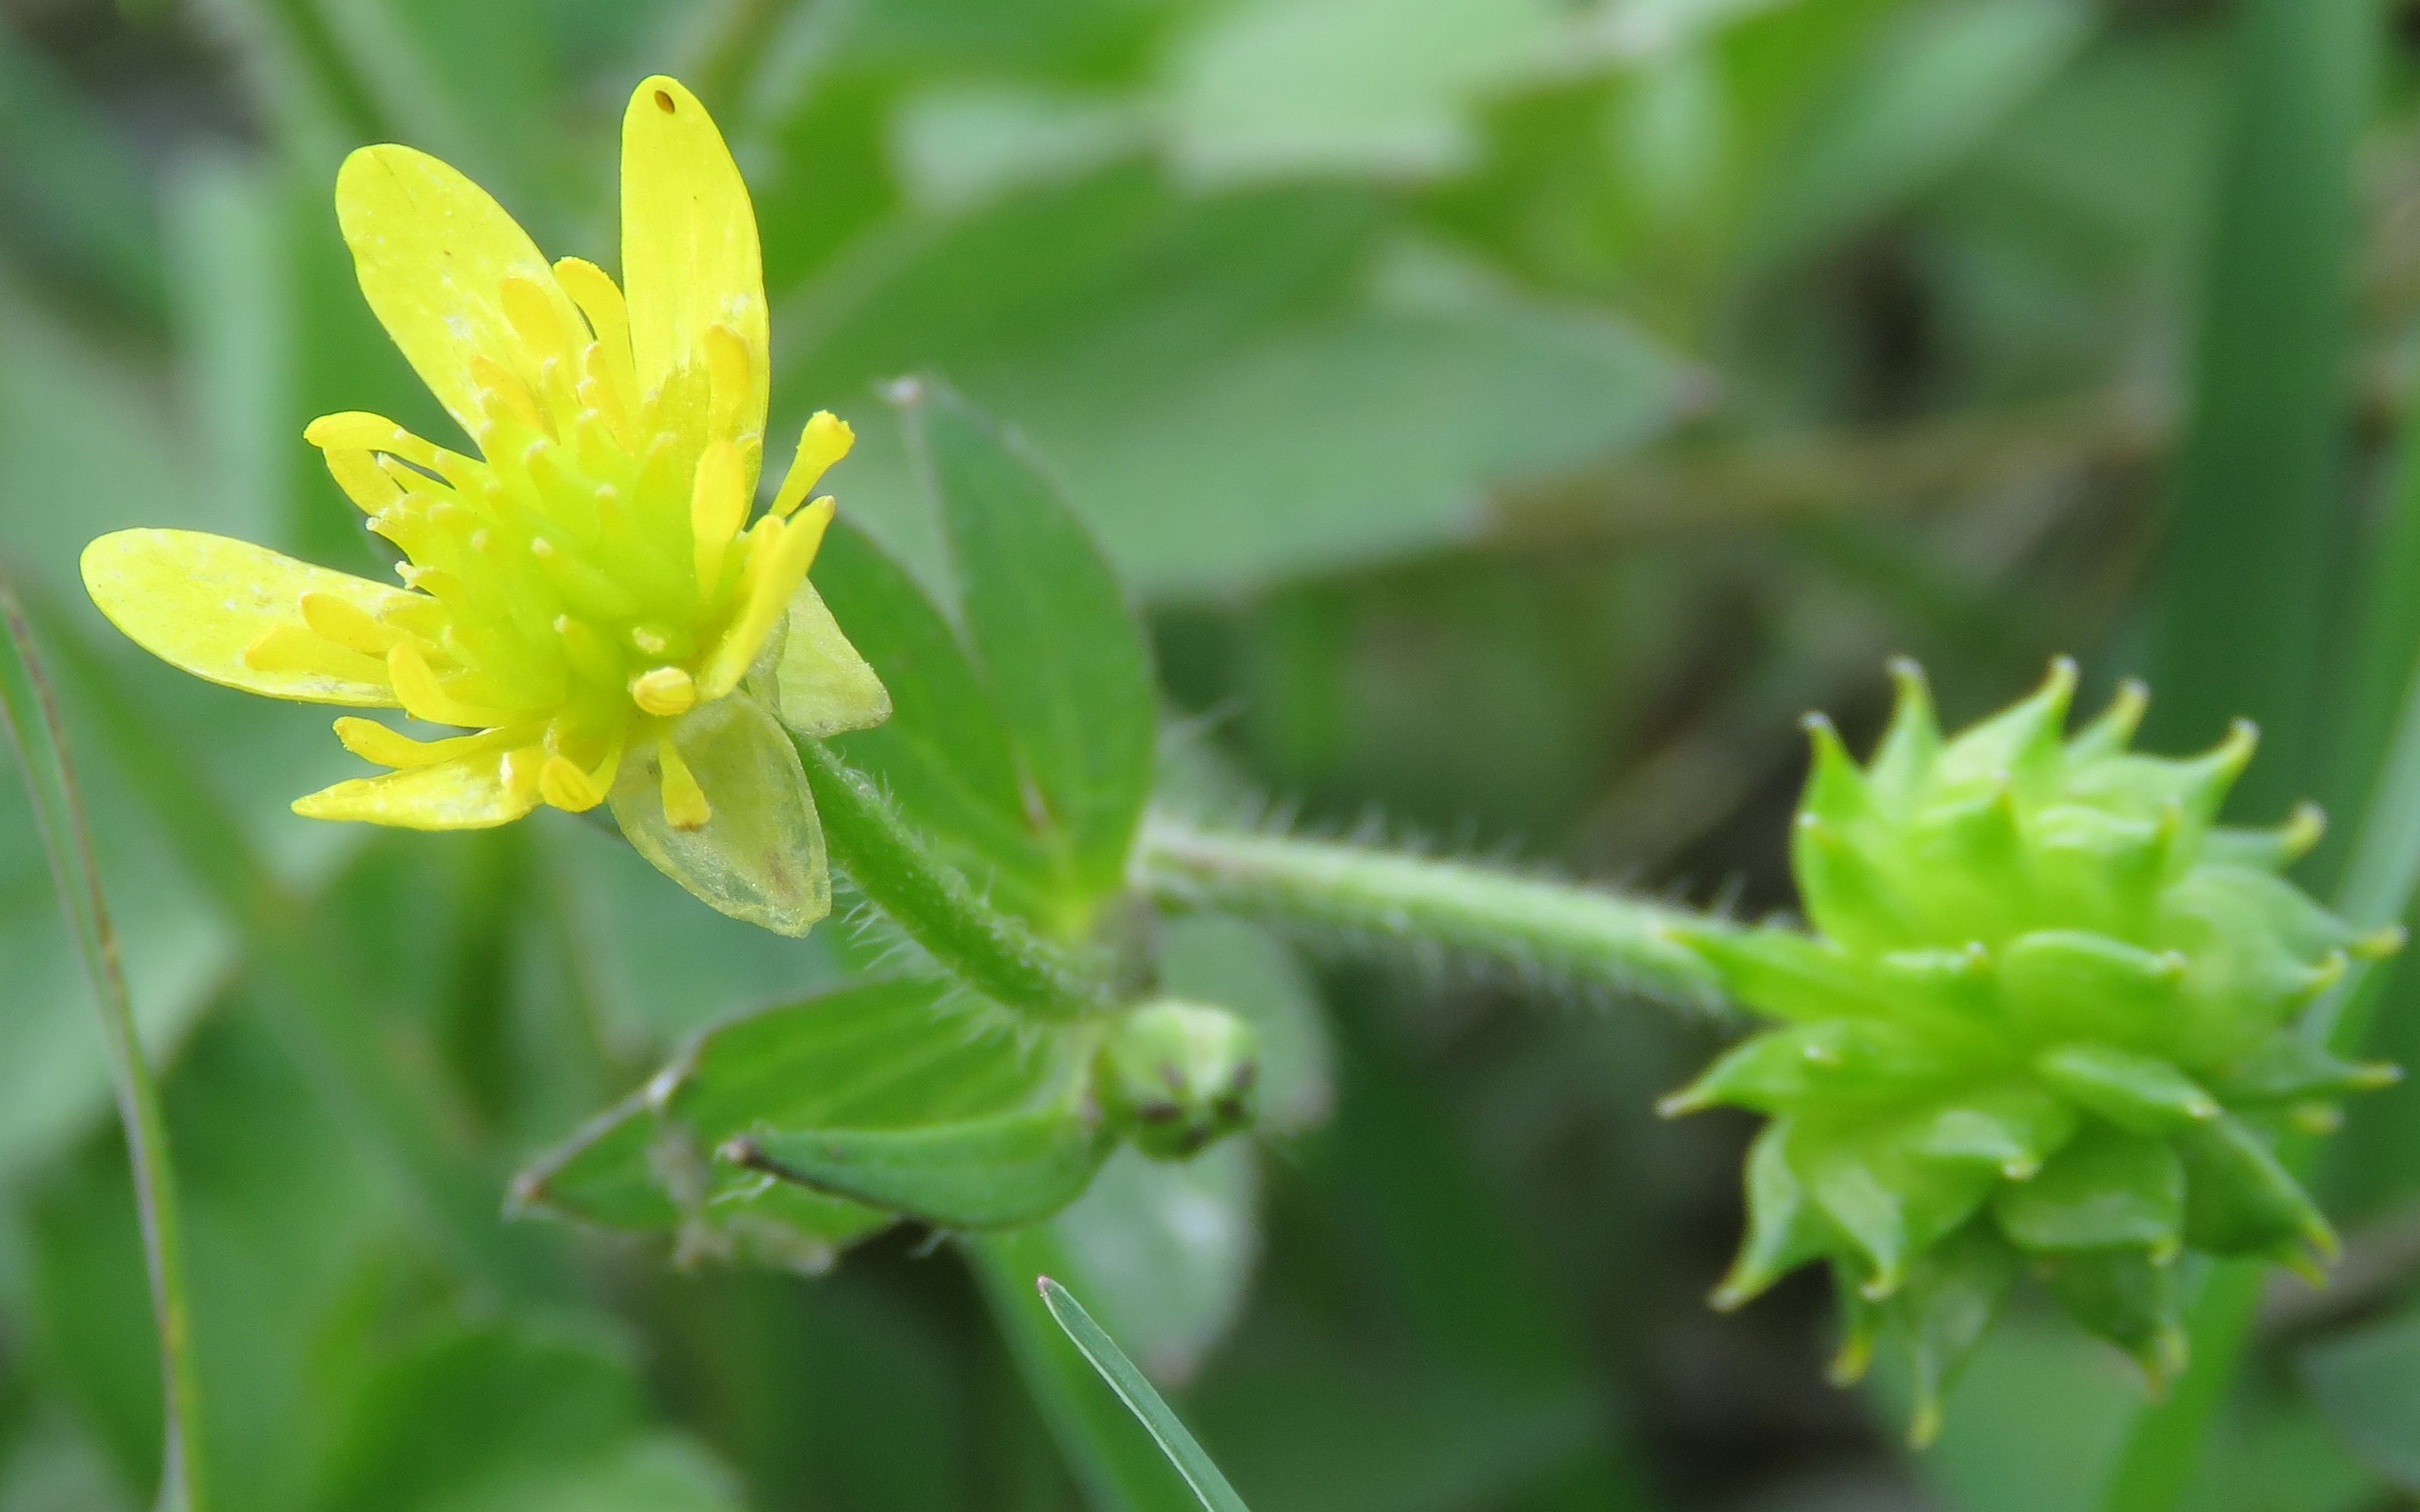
[0,570,206,1512]
[795,736,1118,1020]
[1135,819,1731,1010]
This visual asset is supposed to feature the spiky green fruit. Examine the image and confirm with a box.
[1666,659,2401,1443]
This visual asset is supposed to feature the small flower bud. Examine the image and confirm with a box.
[1095,1000,1261,1161]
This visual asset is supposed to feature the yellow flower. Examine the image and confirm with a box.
[80,76,888,934]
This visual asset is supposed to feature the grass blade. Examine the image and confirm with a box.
[0,565,206,1512]
[1036,1275,1249,1512]
[968,1230,1218,1512]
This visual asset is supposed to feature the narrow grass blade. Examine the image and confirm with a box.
[969,1230,1212,1512]
[0,566,206,1512]
[1038,1275,1249,1512]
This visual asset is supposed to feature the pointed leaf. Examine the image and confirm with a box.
[904,380,1156,906]
[726,1107,1114,1228]
[515,977,1073,1258]
[807,518,1063,923]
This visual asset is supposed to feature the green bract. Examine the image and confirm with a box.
[1666,660,2403,1443]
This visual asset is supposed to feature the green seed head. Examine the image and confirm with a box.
[1667,659,2401,1442]
[1095,1000,1262,1161]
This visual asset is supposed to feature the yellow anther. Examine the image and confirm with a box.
[332,717,505,769]
[768,411,853,521]
[300,592,402,660]
[324,449,404,515]
[242,624,386,682]
[388,640,515,728]
[657,729,711,830]
[499,276,575,368]
[631,666,698,717]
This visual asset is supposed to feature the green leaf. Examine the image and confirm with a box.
[904,379,1158,910]
[780,169,1686,596]
[2296,1306,2420,1491]
[1743,0,2095,276]
[1162,0,1563,182]
[514,976,1076,1260]
[1039,1276,1252,1512]
[808,519,1060,921]
[314,1318,739,1512]
[726,1107,1114,1228]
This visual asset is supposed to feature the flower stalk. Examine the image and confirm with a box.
[1135,817,1731,1010]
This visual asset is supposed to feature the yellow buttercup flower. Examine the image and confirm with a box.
[80,76,888,934]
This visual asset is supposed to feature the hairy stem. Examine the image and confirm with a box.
[0,572,206,1512]
[1135,819,1731,1010]
[796,736,1117,1021]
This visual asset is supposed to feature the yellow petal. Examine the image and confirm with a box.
[81,529,408,707]
[293,743,544,830]
[334,143,585,439]
[620,77,767,444]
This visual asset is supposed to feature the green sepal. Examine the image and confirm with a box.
[1991,1124,2183,1256]
[2034,1044,2220,1136]
[2035,1246,2186,1390]
[609,691,830,937]
[774,581,892,738]
[723,1107,1114,1229]
[2176,1114,2333,1262]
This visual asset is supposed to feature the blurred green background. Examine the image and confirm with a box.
[5,0,2420,1507]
